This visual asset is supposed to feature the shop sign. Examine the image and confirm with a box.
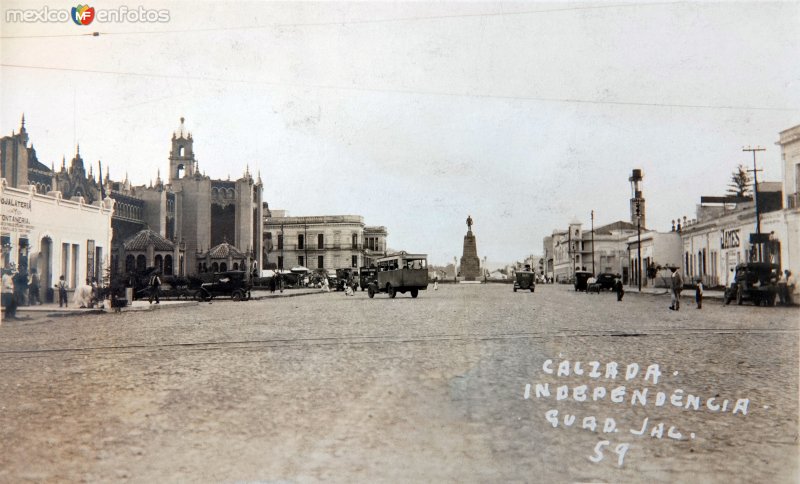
[0,194,33,235]
[721,229,740,249]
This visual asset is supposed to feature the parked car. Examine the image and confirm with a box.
[595,273,618,291]
[359,267,377,291]
[192,271,252,301]
[724,262,779,306]
[335,268,356,291]
[574,271,594,291]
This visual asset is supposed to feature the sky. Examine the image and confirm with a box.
[2,1,799,267]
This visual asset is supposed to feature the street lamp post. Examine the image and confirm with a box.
[635,200,642,292]
[483,256,487,282]
[280,224,284,271]
[454,256,458,283]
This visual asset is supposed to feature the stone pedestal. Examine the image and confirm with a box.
[460,229,481,281]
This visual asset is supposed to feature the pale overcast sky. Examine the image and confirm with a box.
[2,1,799,266]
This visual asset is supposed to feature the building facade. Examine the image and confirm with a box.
[1,180,114,301]
[1,116,263,279]
[264,213,387,272]
[779,124,800,209]
[546,219,636,282]
[551,220,583,282]
[627,230,682,288]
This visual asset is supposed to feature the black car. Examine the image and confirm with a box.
[192,271,252,301]
[724,262,779,306]
[359,267,377,291]
[595,273,618,291]
[574,271,594,291]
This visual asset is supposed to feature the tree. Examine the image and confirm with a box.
[726,164,751,198]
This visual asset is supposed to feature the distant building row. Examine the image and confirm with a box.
[543,123,800,296]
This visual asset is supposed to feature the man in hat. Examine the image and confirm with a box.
[669,266,683,311]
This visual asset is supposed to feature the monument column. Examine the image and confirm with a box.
[460,215,481,281]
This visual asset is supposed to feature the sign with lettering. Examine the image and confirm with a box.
[0,195,32,235]
[721,229,740,249]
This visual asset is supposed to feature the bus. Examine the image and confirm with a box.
[368,251,428,298]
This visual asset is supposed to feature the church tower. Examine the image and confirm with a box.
[169,117,196,183]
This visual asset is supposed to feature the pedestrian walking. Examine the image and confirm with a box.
[148,271,161,304]
[434,275,439,291]
[57,275,68,307]
[695,278,703,309]
[2,267,18,319]
[321,276,330,293]
[28,269,40,305]
[669,266,683,311]
[614,277,624,301]
[786,270,796,306]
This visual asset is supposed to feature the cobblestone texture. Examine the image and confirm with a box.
[0,284,797,483]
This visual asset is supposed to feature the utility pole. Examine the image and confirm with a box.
[591,210,595,275]
[635,200,642,292]
[743,146,766,262]
[743,146,765,234]
[280,224,284,271]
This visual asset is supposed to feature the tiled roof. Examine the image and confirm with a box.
[123,229,175,251]
[205,242,245,259]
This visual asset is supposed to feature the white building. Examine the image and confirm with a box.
[546,220,637,282]
[1,179,114,301]
[264,212,388,272]
[627,230,682,288]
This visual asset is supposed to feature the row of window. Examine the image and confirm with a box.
[115,202,143,220]
[197,261,242,273]
[211,187,236,199]
[125,254,174,275]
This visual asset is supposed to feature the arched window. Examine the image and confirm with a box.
[136,255,146,271]
[154,254,163,273]
[212,262,219,272]
[232,262,239,270]
[125,255,135,272]
[164,255,173,275]
[178,145,184,157]
[220,262,227,272]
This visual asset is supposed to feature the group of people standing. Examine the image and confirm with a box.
[1,265,43,319]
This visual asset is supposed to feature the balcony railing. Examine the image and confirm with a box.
[273,244,365,251]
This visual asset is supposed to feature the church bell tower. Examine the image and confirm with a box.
[169,117,196,183]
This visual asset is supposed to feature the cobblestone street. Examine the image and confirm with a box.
[1,284,797,483]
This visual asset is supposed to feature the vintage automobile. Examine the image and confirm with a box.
[335,268,357,291]
[359,267,377,291]
[724,262,779,306]
[574,271,594,291]
[595,273,618,291]
[514,271,535,292]
[192,271,252,302]
[368,252,428,298]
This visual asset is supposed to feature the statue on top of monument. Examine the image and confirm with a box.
[467,215,473,230]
